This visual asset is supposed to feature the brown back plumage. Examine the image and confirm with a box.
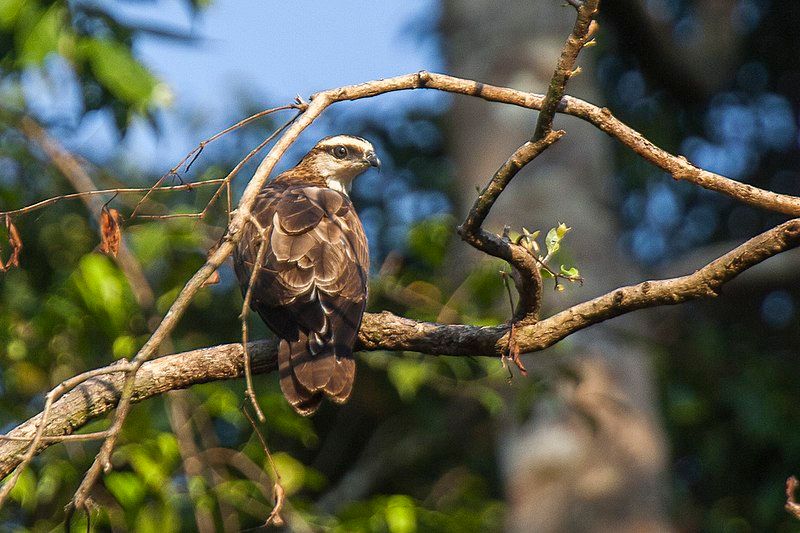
[233,167,370,415]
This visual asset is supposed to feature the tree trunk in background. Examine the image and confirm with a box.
[441,2,673,531]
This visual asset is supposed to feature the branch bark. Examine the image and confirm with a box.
[2,217,798,479]
[457,0,598,322]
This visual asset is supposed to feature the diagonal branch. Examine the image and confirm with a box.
[533,0,599,140]
[1,217,798,480]
[15,68,800,511]
[4,21,798,506]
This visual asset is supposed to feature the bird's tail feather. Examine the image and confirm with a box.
[278,338,322,416]
[324,346,355,403]
[279,333,356,414]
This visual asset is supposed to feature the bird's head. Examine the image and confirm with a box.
[299,135,380,194]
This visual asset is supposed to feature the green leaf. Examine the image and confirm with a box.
[388,358,431,401]
[9,467,36,510]
[78,38,159,110]
[105,471,146,509]
[545,227,560,256]
[556,222,571,239]
[0,0,25,30]
[478,389,504,415]
[406,215,455,269]
[560,265,580,277]
[385,495,417,533]
[18,5,65,65]
[520,227,540,254]
[129,448,168,490]
[70,254,136,333]
[112,335,137,359]
[272,452,306,495]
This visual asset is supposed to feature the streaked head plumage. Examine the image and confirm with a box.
[298,135,380,194]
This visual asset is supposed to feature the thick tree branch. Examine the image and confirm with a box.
[412,71,800,216]
[2,217,798,479]
[3,68,798,511]
[7,74,800,222]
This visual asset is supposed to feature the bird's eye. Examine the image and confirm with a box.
[333,146,348,159]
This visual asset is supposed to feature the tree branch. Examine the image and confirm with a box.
[533,0,599,140]
[2,217,797,479]
[3,67,798,512]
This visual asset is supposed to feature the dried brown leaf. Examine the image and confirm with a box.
[507,322,528,377]
[786,476,800,519]
[266,482,285,527]
[201,269,220,287]
[4,216,22,270]
[99,207,121,258]
[201,237,223,287]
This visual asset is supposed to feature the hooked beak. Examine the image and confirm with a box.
[364,151,381,169]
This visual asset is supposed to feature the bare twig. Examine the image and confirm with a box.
[197,112,300,222]
[130,104,299,219]
[0,432,109,443]
[0,180,225,218]
[242,406,285,527]
[240,231,269,422]
[134,213,206,220]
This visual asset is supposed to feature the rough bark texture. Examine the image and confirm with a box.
[0,217,798,481]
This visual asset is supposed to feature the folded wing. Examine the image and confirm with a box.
[233,183,369,415]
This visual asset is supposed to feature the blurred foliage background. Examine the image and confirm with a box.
[0,0,798,531]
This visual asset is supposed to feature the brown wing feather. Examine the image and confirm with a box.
[233,181,368,415]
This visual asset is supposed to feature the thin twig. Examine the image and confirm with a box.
[242,405,285,527]
[0,431,109,443]
[134,213,206,220]
[130,104,299,218]
[240,231,269,422]
[2,218,799,480]
[533,0,599,140]
[198,112,300,222]
[0,180,225,218]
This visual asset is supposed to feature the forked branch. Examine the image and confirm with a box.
[1,217,798,480]
[2,0,800,516]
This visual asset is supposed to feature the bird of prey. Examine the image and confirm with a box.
[233,135,379,415]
